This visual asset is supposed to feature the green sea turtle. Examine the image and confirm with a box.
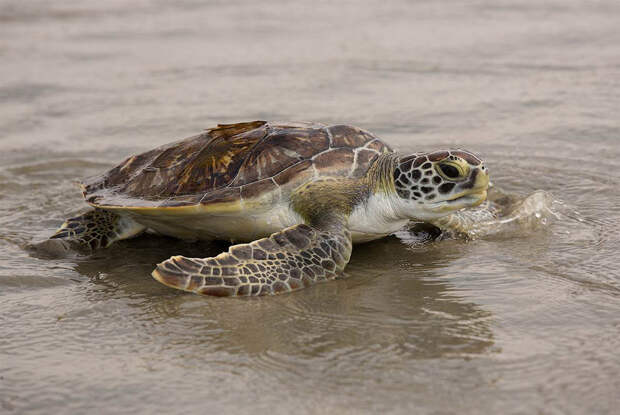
[49,121,489,296]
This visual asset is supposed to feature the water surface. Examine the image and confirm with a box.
[1,1,620,414]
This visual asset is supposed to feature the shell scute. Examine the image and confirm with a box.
[172,124,268,194]
[273,160,314,186]
[351,149,381,177]
[159,194,204,207]
[240,178,278,201]
[328,125,376,148]
[313,148,355,176]
[231,127,329,186]
[197,187,240,206]
[365,139,391,153]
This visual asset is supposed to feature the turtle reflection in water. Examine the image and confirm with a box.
[47,121,489,296]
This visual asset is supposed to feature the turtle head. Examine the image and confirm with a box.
[391,150,489,221]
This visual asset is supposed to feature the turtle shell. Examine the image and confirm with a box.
[82,121,392,210]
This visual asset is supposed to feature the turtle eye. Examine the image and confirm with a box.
[438,163,461,179]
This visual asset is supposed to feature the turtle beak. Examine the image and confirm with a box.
[433,167,489,212]
[464,167,489,207]
[472,167,489,192]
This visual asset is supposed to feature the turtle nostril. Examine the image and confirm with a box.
[439,163,460,179]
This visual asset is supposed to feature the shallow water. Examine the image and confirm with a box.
[2,1,620,414]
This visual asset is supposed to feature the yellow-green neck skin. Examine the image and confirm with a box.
[289,153,401,230]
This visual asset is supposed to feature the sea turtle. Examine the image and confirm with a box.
[49,121,489,296]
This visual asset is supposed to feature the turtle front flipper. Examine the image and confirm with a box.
[50,208,146,250]
[152,222,352,297]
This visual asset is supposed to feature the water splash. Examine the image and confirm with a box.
[428,186,559,240]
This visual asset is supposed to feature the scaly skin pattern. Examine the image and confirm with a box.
[152,222,352,297]
[50,209,144,250]
[392,150,486,203]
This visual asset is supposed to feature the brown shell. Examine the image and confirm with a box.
[82,121,392,208]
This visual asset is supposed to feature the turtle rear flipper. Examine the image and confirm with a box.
[50,208,146,250]
[152,222,352,297]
